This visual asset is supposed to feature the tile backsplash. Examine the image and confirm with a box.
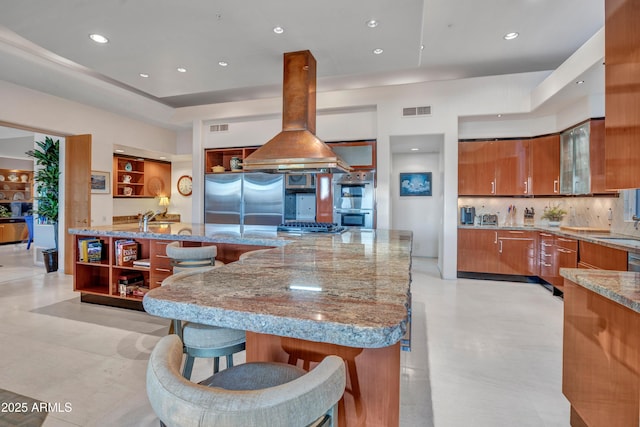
[458,196,640,238]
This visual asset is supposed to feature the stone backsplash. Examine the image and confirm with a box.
[457,196,640,237]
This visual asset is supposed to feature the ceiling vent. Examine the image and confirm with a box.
[209,124,229,132]
[402,106,432,117]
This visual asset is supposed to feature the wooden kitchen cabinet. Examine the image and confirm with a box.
[458,140,497,195]
[457,228,499,273]
[495,139,530,195]
[539,232,577,292]
[497,230,538,276]
[204,147,259,173]
[529,135,560,195]
[315,173,333,223]
[605,0,640,189]
[327,140,376,170]
[578,240,627,270]
[0,221,28,243]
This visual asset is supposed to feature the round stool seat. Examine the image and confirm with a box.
[183,323,246,350]
[199,362,306,390]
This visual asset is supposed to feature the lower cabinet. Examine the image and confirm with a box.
[497,230,538,276]
[0,221,28,244]
[458,228,537,276]
[538,233,577,292]
[578,240,628,270]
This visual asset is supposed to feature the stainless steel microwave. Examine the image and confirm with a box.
[285,173,315,189]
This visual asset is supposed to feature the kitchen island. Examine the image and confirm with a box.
[69,224,413,427]
[560,268,640,427]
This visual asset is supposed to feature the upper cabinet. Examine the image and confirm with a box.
[604,0,640,189]
[529,135,560,195]
[113,155,171,198]
[327,140,376,170]
[560,119,612,195]
[459,121,610,197]
[204,147,258,173]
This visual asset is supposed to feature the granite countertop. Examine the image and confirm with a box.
[561,268,640,314]
[458,224,640,254]
[69,224,413,348]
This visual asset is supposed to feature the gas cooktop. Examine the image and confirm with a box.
[277,221,347,234]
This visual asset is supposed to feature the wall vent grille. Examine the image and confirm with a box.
[209,124,229,132]
[402,106,432,117]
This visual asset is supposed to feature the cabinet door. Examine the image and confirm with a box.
[328,141,376,170]
[457,228,499,273]
[458,141,496,195]
[530,135,560,195]
[605,0,640,190]
[578,240,627,271]
[572,123,591,195]
[495,139,530,195]
[316,173,333,223]
[588,119,614,194]
[497,230,538,275]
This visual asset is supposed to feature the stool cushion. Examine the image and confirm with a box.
[183,322,246,350]
[199,362,306,390]
[147,335,346,427]
[166,242,217,260]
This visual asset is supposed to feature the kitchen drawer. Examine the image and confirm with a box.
[556,237,577,251]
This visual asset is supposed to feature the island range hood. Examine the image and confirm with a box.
[242,50,351,173]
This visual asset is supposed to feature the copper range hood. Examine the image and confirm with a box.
[242,50,351,173]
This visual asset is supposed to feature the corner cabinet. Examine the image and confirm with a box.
[113,156,171,198]
[0,169,33,204]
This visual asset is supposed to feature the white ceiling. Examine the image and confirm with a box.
[0,0,604,113]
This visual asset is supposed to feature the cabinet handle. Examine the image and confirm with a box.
[541,242,552,247]
[557,238,576,243]
[524,181,528,194]
[540,233,553,237]
[491,181,495,194]
[499,240,503,253]
[542,262,552,267]
[507,231,525,234]
[557,248,573,254]
[494,232,498,244]
[542,253,552,258]
[155,268,171,273]
[554,179,559,193]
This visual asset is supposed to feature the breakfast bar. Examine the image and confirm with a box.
[70,224,412,427]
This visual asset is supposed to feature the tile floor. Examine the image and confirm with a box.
[0,243,569,426]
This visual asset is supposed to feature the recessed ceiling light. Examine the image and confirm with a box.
[273,26,284,34]
[497,114,503,118]
[177,67,187,73]
[139,73,149,78]
[411,148,419,151]
[372,48,384,55]
[366,19,379,28]
[576,80,585,85]
[159,156,167,160]
[420,45,424,50]
[114,149,125,153]
[503,32,519,40]
[218,61,228,67]
[89,33,109,44]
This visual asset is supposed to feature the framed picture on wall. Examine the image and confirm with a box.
[91,170,110,194]
[400,172,432,196]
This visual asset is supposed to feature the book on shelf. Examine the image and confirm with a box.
[86,241,103,263]
[132,258,151,268]
[78,237,100,262]
[115,239,138,266]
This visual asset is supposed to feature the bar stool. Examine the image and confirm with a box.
[147,335,346,427]
[165,242,246,380]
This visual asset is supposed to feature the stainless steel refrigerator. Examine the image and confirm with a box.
[205,172,284,226]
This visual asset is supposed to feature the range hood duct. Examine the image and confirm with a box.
[242,50,351,173]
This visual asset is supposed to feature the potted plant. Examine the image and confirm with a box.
[26,136,60,272]
[541,204,567,227]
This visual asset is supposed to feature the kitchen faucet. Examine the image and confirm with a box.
[634,215,640,230]
[140,210,160,231]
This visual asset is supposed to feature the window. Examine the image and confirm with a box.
[622,189,640,220]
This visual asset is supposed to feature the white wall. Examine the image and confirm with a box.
[0,79,178,229]
[391,151,442,257]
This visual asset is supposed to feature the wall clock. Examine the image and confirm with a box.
[177,175,192,196]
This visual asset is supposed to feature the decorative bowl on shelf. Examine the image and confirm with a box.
[13,192,24,201]
[7,174,18,182]
[0,175,4,181]
[123,187,133,196]
[20,174,28,183]
[211,165,225,173]
[124,162,133,172]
